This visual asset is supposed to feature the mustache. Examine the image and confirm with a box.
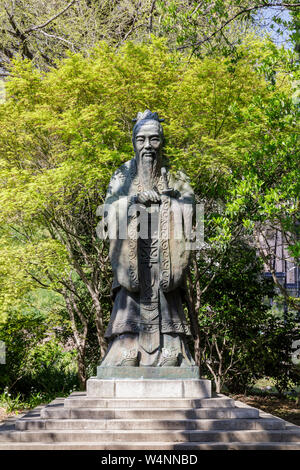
[141,151,156,157]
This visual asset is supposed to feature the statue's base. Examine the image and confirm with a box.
[97,365,200,380]
[87,376,211,399]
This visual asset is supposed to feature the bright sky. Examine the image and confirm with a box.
[255,6,293,48]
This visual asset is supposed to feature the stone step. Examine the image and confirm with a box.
[40,406,260,420]
[15,417,286,431]
[1,429,300,443]
[1,441,300,450]
[1,392,298,450]
[64,396,235,409]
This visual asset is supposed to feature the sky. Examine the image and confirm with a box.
[255,6,293,49]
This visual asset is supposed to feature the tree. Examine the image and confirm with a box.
[1,1,299,75]
[0,37,297,388]
[0,289,78,396]
[225,59,300,314]
[196,240,275,393]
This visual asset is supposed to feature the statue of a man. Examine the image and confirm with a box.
[99,110,195,368]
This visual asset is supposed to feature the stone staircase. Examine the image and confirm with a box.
[0,392,300,450]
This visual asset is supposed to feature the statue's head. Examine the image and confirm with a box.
[132,110,164,168]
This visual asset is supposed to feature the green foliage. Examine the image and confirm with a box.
[0,36,294,221]
[0,303,78,396]
[0,36,294,317]
[0,37,285,310]
[0,388,74,413]
[225,316,299,394]
[0,36,298,397]
[256,316,299,395]
[1,0,295,75]
[197,241,299,394]
[197,241,273,390]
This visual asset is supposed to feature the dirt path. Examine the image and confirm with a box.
[0,407,26,427]
[231,394,300,426]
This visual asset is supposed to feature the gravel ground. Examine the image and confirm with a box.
[0,407,26,426]
[230,394,300,426]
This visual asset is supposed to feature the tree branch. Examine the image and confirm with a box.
[34,29,77,51]
[65,291,84,351]
[4,2,33,59]
[118,0,142,45]
[25,0,77,34]
[24,270,51,290]
[149,0,156,34]
[178,3,300,51]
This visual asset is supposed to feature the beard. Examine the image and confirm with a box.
[136,152,160,189]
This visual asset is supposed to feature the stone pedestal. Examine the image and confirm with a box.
[87,376,211,399]
[90,365,211,398]
[97,365,200,379]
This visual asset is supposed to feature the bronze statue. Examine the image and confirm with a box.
[99,110,195,368]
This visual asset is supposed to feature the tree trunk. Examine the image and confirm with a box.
[64,288,88,390]
[193,333,201,368]
[186,260,202,373]
[77,352,87,390]
[91,291,107,359]
[215,377,221,394]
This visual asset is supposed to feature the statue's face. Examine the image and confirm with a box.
[134,121,163,166]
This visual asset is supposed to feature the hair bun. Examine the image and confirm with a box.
[132,109,164,123]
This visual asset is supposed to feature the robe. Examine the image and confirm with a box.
[100,158,195,355]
